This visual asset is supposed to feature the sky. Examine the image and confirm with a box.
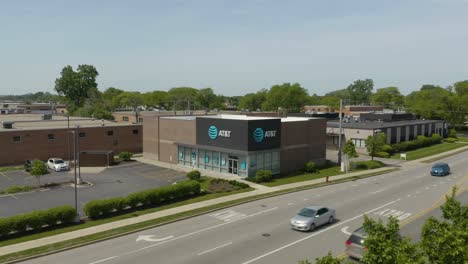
[1,0,468,96]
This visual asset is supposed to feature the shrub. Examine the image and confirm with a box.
[351,160,385,170]
[304,161,318,173]
[445,137,457,143]
[448,129,457,138]
[186,170,201,181]
[84,197,127,219]
[381,145,393,153]
[228,180,250,189]
[118,151,133,161]
[0,185,33,194]
[85,181,201,219]
[254,170,272,183]
[0,205,76,237]
[375,151,390,158]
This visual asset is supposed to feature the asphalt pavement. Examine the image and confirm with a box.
[0,163,186,217]
[17,150,468,264]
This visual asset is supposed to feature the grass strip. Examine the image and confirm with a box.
[390,142,466,160]
[0,166,23,173]
[0,186,33,195]
[0,167,398,263]
[421,146,468,163]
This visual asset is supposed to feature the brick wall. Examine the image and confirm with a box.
[0,125,142,166]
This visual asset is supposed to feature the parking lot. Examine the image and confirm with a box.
[0,162,187,217]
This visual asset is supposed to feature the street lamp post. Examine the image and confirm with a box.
[68,130,78,214]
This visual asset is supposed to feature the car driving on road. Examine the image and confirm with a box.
[290,205,336,231]
[430,162,450,176]
[47,158,69,172]
[345,227,367,260]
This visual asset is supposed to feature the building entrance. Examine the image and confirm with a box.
[228,158,238,175]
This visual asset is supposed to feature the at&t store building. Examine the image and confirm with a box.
[143,115,326,178]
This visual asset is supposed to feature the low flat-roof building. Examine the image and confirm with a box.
[326,113,447,152]
[0,114,142,165]
[143,114,326,178]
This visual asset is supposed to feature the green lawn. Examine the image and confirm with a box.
[0,165,23,172]
[390,142,467,160]
[456,137,468,143]
[263,166,347,187]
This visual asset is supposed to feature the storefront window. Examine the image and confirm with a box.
[264,152,272,171]
[257,153,264,170]
[213,152,219,166]
[272,151,280,174]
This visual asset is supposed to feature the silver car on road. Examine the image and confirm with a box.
[290,205,336,231]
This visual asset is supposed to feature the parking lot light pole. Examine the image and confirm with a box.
[68,130,78,214]
[76,125,82,185]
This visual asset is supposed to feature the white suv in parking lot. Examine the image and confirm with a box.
[47,158,69,172]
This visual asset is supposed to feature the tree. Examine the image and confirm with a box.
[143,90,168,109]
[371,87,404,109]
[30,160,48,186]
[54,65,99,113]
[195,88,217,110]
[421,187,468,264]
[263,83,309,112]
[347,79,374,103]
[238,89,267,111]
[343,139,358,158]
[314,252,341,264]
[361,216,426,264]
[325,88,349,99]
[320,96,340,112]
[102,87,124,110]
[365,132,386,160]
[167,87,199,110]
[116,92,143,122]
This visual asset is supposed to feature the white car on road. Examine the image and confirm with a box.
[47,158,69,172]
[290,205,336,231]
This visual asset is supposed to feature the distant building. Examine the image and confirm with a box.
[326,113,447,153]
[0,114,141,165]
[304,105,384,116]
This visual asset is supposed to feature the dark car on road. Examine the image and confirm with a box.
[430,162,450,176]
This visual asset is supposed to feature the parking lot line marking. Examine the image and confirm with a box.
[372,189,385,194]
[197,242,232,256]
[11,195,18,200]
[240,199,400,264]
[88,256,118,264]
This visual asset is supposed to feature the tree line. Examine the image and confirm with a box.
[6,64,468,125]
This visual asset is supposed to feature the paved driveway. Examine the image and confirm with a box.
[0,162,187,217]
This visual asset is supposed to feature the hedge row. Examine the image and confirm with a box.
[84,180,200,219]
[391,134,442,153]
[0,205,76,237]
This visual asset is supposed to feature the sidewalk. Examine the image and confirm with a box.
[1,145,467,257]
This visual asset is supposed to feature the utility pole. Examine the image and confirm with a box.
[337,98,343,166]
[71,130,77,214]
[76,125,82,185]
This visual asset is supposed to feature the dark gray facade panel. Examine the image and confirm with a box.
[195,117,281,151]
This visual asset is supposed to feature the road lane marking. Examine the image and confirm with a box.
[287,203,294,206]
[372,189,385,194]
[128,207,279,254]
[340,226,351,235]
[210,210,247,222]
[88,256,118,264]
[240,199,400,264]
[136,235,174,242]
[197,242,232,255]
[303,198,309,201]
[374,209,412,220]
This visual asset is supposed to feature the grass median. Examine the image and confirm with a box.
[390,142,467,160]
[0,166,23,173]
[0,168,398,263]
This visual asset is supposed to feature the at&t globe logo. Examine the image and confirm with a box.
[208,126,218,140]
[253,128,264,143]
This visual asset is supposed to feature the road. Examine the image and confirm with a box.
[19,152,468,264]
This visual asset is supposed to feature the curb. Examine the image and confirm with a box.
[0,168,398,264]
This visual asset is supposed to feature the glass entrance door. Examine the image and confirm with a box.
[228,159,238,175]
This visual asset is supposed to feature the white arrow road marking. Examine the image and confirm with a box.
[136,235,174,242]
[197,242,232,255]
[341,226,352,235]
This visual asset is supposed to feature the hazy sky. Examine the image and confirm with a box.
[1,0,467,96]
